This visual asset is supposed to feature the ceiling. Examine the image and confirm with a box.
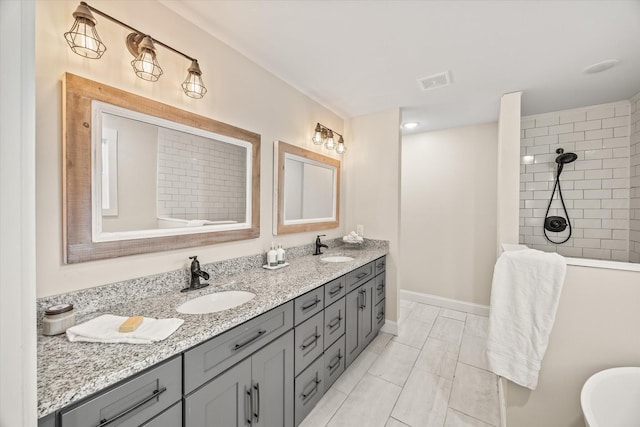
[160,0,640,134]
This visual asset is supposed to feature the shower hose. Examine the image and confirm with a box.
[543,170,572,244]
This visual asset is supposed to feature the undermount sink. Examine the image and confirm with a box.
[176,290,256,314]
[321,256,355,263]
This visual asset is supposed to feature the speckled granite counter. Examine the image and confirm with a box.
[37,241,388,418]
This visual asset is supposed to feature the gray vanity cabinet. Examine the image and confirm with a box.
[345,278,375,367]
[185,330,294,427]
[58,356,182,427]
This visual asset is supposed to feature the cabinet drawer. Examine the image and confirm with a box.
[324,336,345,391]
[374,274,386,306]
[60,357,181,427]
[374,256,386,276]
[294,311,324,376]
[324,276,345,307]
[375,299,385,333]
[184,301,293,394]
[345,262,374,293]
[294,355,325,426]
[141,401,182,427]
[294,288,324,326]
[323,298,345,350]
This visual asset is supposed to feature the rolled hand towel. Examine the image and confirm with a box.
[66,314,184,344]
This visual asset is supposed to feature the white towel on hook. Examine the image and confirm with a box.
[486,248,566,390]
[66,314,184,344]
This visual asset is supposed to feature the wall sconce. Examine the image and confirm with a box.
[64,1,207,99]
[312,123,346,154]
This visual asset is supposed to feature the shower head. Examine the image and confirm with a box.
[555,148,577,165]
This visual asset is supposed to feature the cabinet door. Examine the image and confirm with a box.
[361,280,376,348]
[251,331,294,427]
[185,358,252,427]
[345,286,362,367]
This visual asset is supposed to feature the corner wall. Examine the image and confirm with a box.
[630,92,640,262]
[400,122,498,306]
[345,109,401,324]
[36,0,344,297]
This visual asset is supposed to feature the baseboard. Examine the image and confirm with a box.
[400,289,490,316]
[497,376,507,427]
[380,320,398,336]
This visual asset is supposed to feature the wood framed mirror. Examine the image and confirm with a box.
[273,141,340,235]
[63,73,260,263]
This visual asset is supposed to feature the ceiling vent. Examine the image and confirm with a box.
[417,71,452,91]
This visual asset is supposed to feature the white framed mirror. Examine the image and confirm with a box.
[63,73,260,263]
[273,140,340,234]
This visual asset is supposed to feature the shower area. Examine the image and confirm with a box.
[519,91,640,263]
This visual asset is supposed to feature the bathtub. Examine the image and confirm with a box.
[581,367,640,427]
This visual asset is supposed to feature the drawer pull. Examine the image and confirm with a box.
[355,272,368,279]
[97,387,167,427]
[245,386,253,425]
[328,284,344,296]
[377,311,384,321]
[377,283,385,291]
[359,289,367,310]
[328,354,343,371]
[301,297,321,311]
[300,333,321,350]
[233,329,266,351]
[327,316,342,329]
[301,377,322,399]
[377,263,385,269]
[253,383,260,423]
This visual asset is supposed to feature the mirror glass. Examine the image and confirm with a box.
[92,102,251,241]
[63,73,260,263]
[274,141,340,234]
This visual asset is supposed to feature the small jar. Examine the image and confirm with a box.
[42,304,75,336]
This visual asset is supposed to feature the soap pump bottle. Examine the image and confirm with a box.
[276,244,286,265]
[267,243,278,267]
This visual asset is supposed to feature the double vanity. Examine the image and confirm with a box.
[37,242,388,426]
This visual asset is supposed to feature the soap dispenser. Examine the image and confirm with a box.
[267,243,278,267]
[276,244,286,265]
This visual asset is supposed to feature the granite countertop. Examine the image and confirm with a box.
[37,243,388,418]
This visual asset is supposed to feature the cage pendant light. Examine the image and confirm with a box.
[64,2,106,59]
[131,36,163,82]
[181,60,207,99]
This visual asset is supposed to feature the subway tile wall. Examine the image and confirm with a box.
[520,100,631,261]
[630,93,640,262]
[157,128,247,223]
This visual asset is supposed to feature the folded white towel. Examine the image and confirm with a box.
[66,314,184,344]
[486,248,566,390]
[343,231,364,243]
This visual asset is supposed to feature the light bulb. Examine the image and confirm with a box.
[312,123,323,145]
[324,130,335,150]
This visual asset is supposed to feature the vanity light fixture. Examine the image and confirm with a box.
[64,1,207,99]
[312,123,346,154]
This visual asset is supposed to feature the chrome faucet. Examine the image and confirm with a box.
[314,234,328,255]
[182,256,210,292]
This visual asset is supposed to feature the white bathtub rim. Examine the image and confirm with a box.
[581,366,640,427]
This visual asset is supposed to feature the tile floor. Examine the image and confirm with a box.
[299,299,501,427]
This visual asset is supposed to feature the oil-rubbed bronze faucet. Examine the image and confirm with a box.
[314,235,328,255]
[182,256,210,292]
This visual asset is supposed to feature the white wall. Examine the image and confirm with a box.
[345,109,401,323]
[401,123,498,306]
[36,0,344,297]
[506,265,640,427]
[498,91,640,427]
[630,92,640,262]
[0,1,37,425]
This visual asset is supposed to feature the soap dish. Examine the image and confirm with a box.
[262,263,290,270]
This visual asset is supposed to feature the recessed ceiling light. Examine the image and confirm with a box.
[583,59,619,74]
[402,122,419,129]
